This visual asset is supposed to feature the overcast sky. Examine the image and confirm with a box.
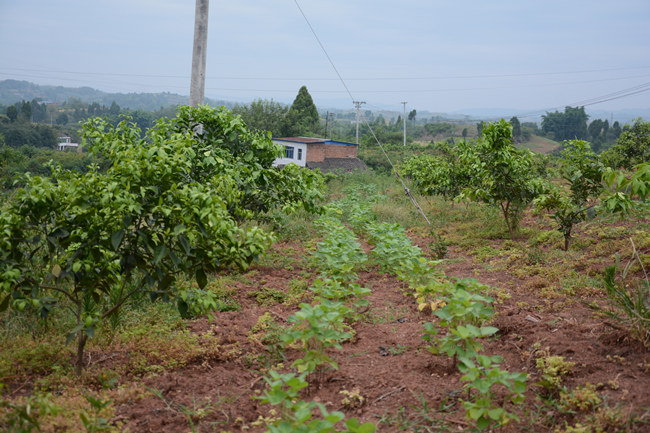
[1,0,649,114]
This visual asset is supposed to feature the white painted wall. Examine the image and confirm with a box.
[272,141,307,167]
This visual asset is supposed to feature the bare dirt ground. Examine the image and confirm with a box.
[105,233,650,433]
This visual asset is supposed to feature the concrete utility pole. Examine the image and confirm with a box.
[327,112,334,138]
[353,101,365,144]
[401,101,407,146]
[189,0,209,107]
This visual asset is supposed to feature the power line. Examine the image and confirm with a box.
[514,81,650,119]
[3,65,650,82]
[6,70,649,97]
[293,0,431,226]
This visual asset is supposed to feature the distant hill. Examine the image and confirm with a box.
[453,107,650,125]
[0,80,230,111]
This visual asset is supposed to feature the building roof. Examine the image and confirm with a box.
[273,137,357,146]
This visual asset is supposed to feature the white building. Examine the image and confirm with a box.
[57,136,80,152]
[272,138,308,167]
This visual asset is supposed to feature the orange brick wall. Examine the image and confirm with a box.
[306,143,358,162]
[324,144,358,159]
[306,143,326,162]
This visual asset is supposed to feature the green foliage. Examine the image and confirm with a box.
[176,287,239,319]
[559,383,601,413]
[601,162,650,214]
[510,116,521,141]
[309,278,371,320]
[0,121,57,149]
[283,86,321,136]
[79,394,111,432]
[422,280,497,367]
[534,140,605,250]
[312,212,367,284]
[460,119,545,237]
[0,390,62,433]
[402,151,465,201]
[460,355,528,430]
[535,354,575,391]
[0,105,323,374]
[542,106,589,141]
[601,118,650,169]
[593,248,650,347]
[1,146,108,189]
[257,370,376,433]
[282,301,353,374]
[232,98,288,137]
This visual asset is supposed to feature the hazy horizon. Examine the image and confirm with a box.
[1,0,649,116]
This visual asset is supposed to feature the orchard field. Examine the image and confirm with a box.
[1,109,649,433]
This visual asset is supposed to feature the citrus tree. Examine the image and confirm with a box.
[402,141,472,202]
[460,120,545,238]
[0,105,324,375]
[534,140,605,250]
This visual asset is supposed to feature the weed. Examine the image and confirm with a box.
[535,352,575,393]
[79,394,112,432]
[250,287,288,306]
[376,391,453,432]
[248,313,285,366]
[0,390,62,433]
[339,388,365,409]
[148,386,222,432]
[428,230,448,259]
[591,240,650,346]
[177,286,239,319]
[559,383,601,413]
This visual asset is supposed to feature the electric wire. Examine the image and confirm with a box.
[4,65,650,82]
[514,81,650,120]
[293,0,431,226]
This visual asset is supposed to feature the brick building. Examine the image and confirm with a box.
[272,137,366,172]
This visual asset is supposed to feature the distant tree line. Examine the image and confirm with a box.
[541,106,621,152]
[232,85,322,137]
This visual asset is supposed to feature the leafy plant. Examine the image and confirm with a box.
[312,213,367,284]
[176,287,239,319]
[0,106,324,375]
[281,301,353,375]
[0,390,61,433]
[592,240,650,346]
[257,370,376,433]
[422,280,497,369]
[309,278,371,321]
[459,119,545,238]
[535,353,575,392]
[559,383,601,413]
[428,230,448,259]
[460,355,528,430]
[79,394,111,432]
[535,140,604,250]
[601,162,650,214]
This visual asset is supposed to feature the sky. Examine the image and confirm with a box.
[1,0,649,116]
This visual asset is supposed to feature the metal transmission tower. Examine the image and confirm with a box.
[189,0,209,107]
[401,101,407,146]
[353,101,366,144]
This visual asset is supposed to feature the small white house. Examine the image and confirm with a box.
[57,136,80,152]
[272,139,307,167]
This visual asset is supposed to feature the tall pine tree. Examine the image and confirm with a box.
[282,86,320,136]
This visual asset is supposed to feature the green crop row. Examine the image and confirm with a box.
[256,211,375,433]
[337,184,529,431]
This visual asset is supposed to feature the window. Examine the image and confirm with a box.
[284,146,294,159]
[297,148,303,160]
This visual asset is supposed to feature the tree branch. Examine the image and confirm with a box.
[39,284,79,306]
